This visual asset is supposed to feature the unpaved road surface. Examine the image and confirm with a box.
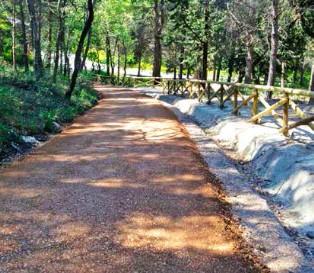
[0,85,263,273]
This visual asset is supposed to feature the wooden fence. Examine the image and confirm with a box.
[101,75,314,136]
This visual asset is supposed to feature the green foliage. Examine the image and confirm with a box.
[0,71,98,151]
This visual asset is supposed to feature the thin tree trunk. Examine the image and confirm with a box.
[12,0,17,72]
[267,0,279,99]
[53,0,63,82]
[137,51,142,77]
[96,49,101,73]
[227,51,235,82]
[19,0,29,72]
[27,0,43,79]
[300,57,305,86]
[238,67,245,83]
[110,39,117,77]
[187,67,190,79]
[46,0,52,69]
[66,0,94,98]
[117,45,120,81]
[152,0,164,78]
[212,62,216,81]
[281,62,285,88]
[179,46,184,80]
[309,65,314,104]
[105,33,111,76]
[123,46,127,79]
[310,64,314,91]
[244,44,253,83]
[81,28,92,70]
[267,0,279,86]
[216,57,222,81]
[64,31,70,76]
[202,0,209,81]
[293,60,298,83]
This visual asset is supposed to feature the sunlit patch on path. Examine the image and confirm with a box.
[0,85,264,273]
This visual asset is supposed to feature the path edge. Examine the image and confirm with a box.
[140,90,307,273]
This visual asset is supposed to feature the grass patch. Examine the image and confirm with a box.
[0,72,99,153]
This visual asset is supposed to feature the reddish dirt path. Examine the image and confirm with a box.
[0,85,263,273]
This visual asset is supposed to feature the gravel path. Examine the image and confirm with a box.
[0,85,264,273]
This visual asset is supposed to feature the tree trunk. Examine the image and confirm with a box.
[227,51,234,82]
[300,57,305,86]
[187,67,190,79]
[27,0,43,80]
[19,0,29,72]
[81,28,92,70]
[216,57,222,81]
[123,46,127,79]
[117,45,121,81]
[238,67,245,83]
[267,0,279,99]
[202,0,209,81]
[105,33,111,76]
[12,0,17,72]
[53,0,63,82]
[152,0,164,78]
[64,32,70,76]
[97,50,101,73]
[179,46,184,80]
[281,62,285,88]
[309,65,314,104]
[137,51,142,77]
[46,0,52,70]
[110,39,117,77]
[173,66,177,79]
[267,0,279,86]
[66,0,94,98]
[244,45,253,83]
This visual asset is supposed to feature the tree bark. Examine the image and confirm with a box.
[309,65,314,104]
[27,0,43,80]
[81,28,92,70]
[267,0,279,86]
[64,32,70,76]
[152,0,164,78]
[53,0,64,82]
[19,0,29,72]
[46,0,52,70]
[179,46,184,80]
[66,0,94,98]
[300,57,305,86]
[202,0,210,81]
[244,45,253,83]
[123,46,127,79]
[110,39,117,77]
[227,51,235,82]
[117,45,120,81]
[216,57,222,81]
[12,0,17,72]
[267,0,279,99]
[137,51,142,77]
[186,67,190,79]
[105,32,111,76]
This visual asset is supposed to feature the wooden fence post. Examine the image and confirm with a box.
[282,93,289,136]
[252,90,259,123]
[233,87,238,115]
[219,85,224,109]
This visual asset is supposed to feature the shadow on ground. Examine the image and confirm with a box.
[0,86,264,273]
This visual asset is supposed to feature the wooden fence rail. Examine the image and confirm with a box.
[101,75,314,136]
